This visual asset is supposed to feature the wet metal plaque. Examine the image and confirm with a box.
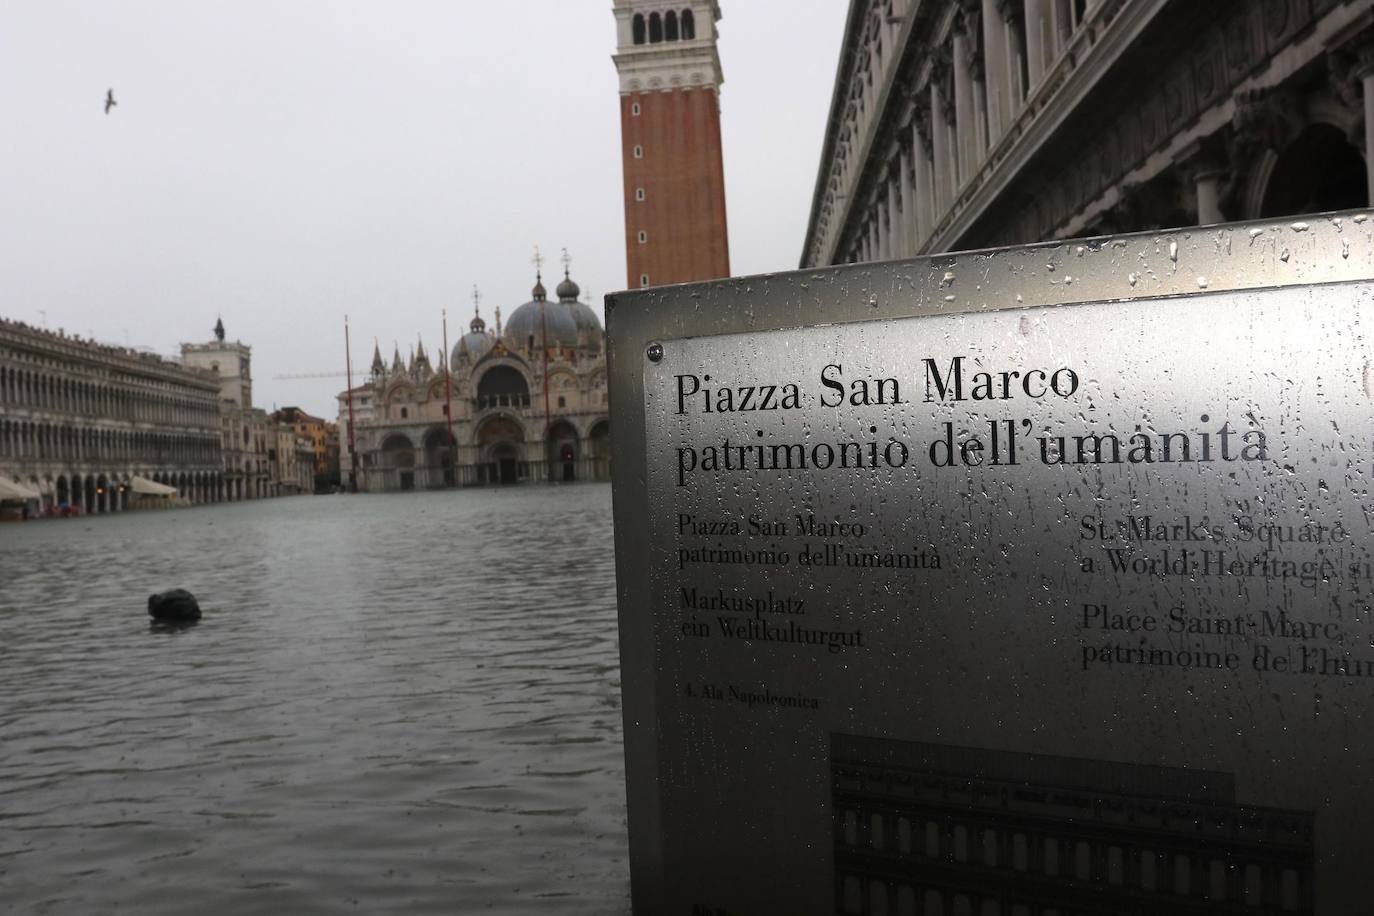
[606,214,1374,915]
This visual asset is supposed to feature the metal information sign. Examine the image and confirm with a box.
[607,213,1374,915]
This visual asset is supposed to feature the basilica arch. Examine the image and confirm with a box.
[422,426,455,488]
[379,431,417,491]
[475,415,525,485]
[544,419,580,482]
[588,419,611,482]
[476,364,531,410]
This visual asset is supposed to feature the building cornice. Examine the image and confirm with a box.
[613,41,723,94]
[1,318,220,393]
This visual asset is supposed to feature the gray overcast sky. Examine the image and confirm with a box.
[1,1,847,418]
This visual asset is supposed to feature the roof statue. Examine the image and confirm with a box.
[214,317,225,343]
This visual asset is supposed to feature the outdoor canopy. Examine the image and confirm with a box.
[0,475,41,501]
[129,475,178,496]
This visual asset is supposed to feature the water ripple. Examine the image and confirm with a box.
[0,484,629,914]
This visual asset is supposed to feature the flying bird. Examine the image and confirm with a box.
[104,89,117,114]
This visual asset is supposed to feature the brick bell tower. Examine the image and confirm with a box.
[612,1,730,290]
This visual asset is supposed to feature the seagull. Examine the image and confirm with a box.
[104,89,117,114]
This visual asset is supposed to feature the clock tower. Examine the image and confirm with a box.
[612,1,730,289]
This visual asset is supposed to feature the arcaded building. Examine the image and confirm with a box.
[801,0,1373,266]
[340,269,611,491]
[0,317,223,511]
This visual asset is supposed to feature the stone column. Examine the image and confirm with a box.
[899,145,916,256]
[973,62,989,162]
[877,198,890,260]
[888,176,904,258]
[1360,52,1374,204]
[913,111,935,247]
[930,82,952,214]
[982,0,1010,139]
[875,18,889,76]
[953,28,976,186]
[862,70,873,127]
[1179,138,1228,225]
[1023,0,1047,90]
[1196,172,1223,225]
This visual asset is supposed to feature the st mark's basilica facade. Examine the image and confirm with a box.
[340,268,610,491]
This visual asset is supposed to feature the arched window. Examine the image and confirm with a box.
[1260,123,1369,217]
[665,10,679,40]
[632,13,645,44]
[649,12,662,43]
[477,365,530,410]
[681,9,695,39]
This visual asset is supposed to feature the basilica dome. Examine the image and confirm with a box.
[452,312,494,364]
[502,275,580,351]
[553,270,603,354]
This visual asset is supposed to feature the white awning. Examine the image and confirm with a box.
[130,475,178,496]
[0,475,41,501]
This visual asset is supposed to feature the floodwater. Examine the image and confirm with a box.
[0,485,630,915]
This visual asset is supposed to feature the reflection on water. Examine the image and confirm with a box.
[0,485,629,915]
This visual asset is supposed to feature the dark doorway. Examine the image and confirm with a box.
[1261,123,1368,217]
[499,458,517,485]
[561,444,575,482]
[399,471,415,491]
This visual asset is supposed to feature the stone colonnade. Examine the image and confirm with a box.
[805,0,1374,266]
[0,318,227,512]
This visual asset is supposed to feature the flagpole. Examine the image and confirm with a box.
[344,315,357,493]
[442,308,455,487]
